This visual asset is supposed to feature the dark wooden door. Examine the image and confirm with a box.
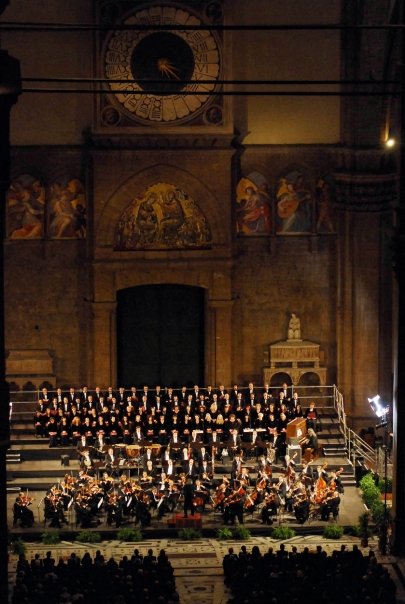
[117,284,204,387]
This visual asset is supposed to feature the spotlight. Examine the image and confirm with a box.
[385,138,396,148]
[368,395,389,418]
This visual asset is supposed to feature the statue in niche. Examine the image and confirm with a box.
[114,182,212,250]
[288,313,302,341]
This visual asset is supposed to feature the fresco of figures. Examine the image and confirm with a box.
[115,182,212,250]
[7,174,45,239]
[236,169,335,235]
[7,175,86,239]
[236,171,272,235]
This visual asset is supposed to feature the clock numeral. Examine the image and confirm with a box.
[172,96,190,119]
[194,49,220,65]
[124,95,142,113]
[149,100,163,122]
[108,36,131,54]
[105,50,126,65]
[135,97,153,120]
[106,65,128,79]
[184,95,202,113]
[162,97,177,122]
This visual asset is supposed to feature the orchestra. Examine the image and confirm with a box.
[18,384,346,530]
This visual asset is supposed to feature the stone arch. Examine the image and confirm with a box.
[298,371,321,386]
[95,163,228,249]
[269,372,292,387]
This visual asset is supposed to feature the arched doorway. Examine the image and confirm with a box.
[116,285,205,387]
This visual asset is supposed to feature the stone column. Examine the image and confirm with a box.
[0,47,21,604]
[91,301,117,387]
[207,299,233,387]
[334,165,396,427]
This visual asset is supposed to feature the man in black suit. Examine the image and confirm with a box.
[183,478,196,518]
[227,428,242,458]
[183,456,198,478]
[169,429,182,461]
[280,382,291,401]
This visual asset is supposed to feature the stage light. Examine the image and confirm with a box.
[368,394,389,418]
[385,137,396,148]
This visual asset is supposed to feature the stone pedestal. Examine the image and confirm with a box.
[263,339,327,386]
[6,349,55,389]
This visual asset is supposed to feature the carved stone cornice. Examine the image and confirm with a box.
[333,172,397,212]
[87,132,236,150]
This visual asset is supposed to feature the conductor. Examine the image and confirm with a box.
[183,478,196,518]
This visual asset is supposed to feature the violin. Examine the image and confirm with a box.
[243,489,258,509]
[213,485,226,508]
[224,485,245,507]
[18,494,34,506]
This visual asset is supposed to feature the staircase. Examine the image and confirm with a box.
[316,406,356,486]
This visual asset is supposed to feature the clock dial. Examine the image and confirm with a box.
[103,5,222,125]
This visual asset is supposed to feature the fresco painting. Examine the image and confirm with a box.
[115,182,212,250]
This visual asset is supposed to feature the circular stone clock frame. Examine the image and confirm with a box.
[102,5,223,126]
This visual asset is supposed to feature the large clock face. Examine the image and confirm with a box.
[103,5,222,125]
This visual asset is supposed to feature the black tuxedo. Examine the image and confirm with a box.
[183,460,198,477]
[133,430,145,445]
[227,433,242,452]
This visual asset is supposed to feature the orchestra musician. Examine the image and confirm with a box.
[292,479,310,524]
[79,448,95,474]
[223,481,245,525]
[231,453,243,480]
[320,490,341,521]
[302,428,318,461]
[260,490,278,525]
[194,478,209,512]
[13,493,34,528]
[227,427,242,458]
[237,466,251,486]
[213,477,231,512]
[104,446,120,477]
[44,486,66,528]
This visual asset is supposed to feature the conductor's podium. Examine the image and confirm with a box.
[167,513,202,529]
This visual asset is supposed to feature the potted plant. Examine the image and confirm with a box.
[75,530,102,543]
[217,527,233,540]
[323,524,344,539]
[178,528,202,540]
[41,531,61,545]
[10,538,27,556]
[232,526,251,540]
[116,527,143,542]
[271,526,296,540]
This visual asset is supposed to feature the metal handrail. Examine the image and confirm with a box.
[332,385,377,471]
